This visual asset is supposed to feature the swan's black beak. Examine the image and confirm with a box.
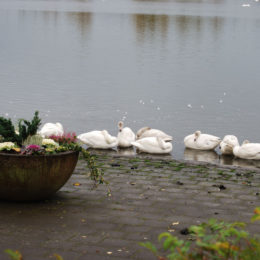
[194,138,197,142]
[119,129,122,132]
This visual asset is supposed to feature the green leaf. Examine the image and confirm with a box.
[163,237,174,250]
[158,232,172,242]
[251,207,260,222]
[4,249,22,260]
[53,254,64,260]
[139,242,158,254]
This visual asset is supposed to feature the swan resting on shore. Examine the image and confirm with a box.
[131,136,172,154]
[220,135,239,155]
[38,122,64,137]
[184,130,221,150]
[77,130,118,149]
[117,121,135,148]
[136,127,172,141]
[233,140,260,160]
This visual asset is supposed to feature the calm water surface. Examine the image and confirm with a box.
[0,0,260,166]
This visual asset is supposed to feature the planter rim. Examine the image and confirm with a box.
[0,150,78,158]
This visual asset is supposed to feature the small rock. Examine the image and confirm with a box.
[180,228,190,235]
[213,184,226,190]
[219,185,226,190]
[176,181,184,185]
[256,192,259,196]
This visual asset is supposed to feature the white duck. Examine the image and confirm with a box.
[38,122,64,137]
[131,136,172,154]
[117,121,135,148]
[184,130,221,150]
[77,130,118,149]
[233,140,260,160]
[136,127,172,141]
[220,135,239,155]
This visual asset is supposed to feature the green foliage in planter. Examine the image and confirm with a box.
[22,134,43,146]
[0,111,41,146]
[0,117,19,143]
[18,111,41,144]
[140,207,260,260]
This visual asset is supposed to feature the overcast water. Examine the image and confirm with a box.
[0,0,260,167]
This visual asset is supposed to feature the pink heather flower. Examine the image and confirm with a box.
[26,144,41,151]
[50,132,77,144]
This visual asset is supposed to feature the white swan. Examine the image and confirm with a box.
[117,121,135,148]
[136,127,172,141]
[184,130,221,150]
[131,136,172,154]
[77,130,118,149]
[220,135,239,155]
[233,140,260,160]
[38,122,64,137]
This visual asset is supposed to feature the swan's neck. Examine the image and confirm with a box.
[157,137,167,150]
[102,130,115,144]
[137,127,150,138]
[56,123,63,131]
[233,146,240,156]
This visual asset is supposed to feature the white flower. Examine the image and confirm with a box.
[42,139,59,147]
[0,142,15,151]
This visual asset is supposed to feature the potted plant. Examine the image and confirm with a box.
[0,111,104,201]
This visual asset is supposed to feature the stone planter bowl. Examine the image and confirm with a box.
[0,151,79,201]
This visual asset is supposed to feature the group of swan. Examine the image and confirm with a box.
[184,131,260,160]
[38,121,173,154]
[38,122,260,159]
[77,122,173,154]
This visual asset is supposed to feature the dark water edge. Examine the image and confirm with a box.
[85,147,260,169]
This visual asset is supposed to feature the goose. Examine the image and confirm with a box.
[38,122,64,137]
[136,127,172,141]
[117,121,135,148]
[184,130,221,150]
[77,130,118,149]
[131,136,172,154]
[233,140,260,160]
[220,135,239,155]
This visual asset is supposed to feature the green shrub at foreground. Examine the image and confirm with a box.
[140,207,260,260]
[4,208,260,260]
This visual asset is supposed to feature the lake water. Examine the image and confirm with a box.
[0,0,260,166]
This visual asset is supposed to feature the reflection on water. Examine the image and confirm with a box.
[0,0,260,169]
[174,15,224,40]
[233,159,260,169]
[219,155,235,166]
[67,12,92,40]
[134,14,169,42]
[220,157,260,169]
[184,148,219,164]
[117,148,136,157]
[184,150,260,169]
